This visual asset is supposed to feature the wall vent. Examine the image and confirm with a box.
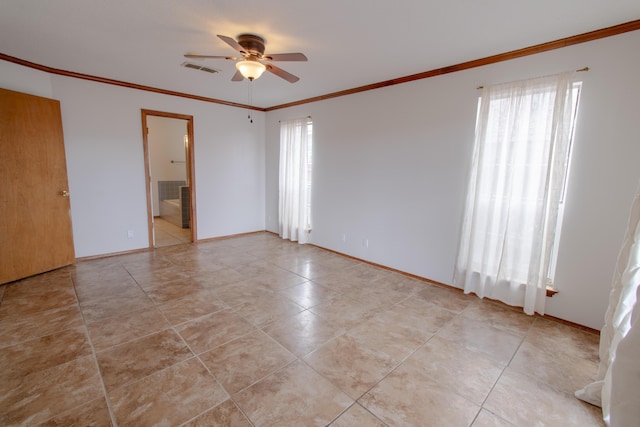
[181,62,220,74]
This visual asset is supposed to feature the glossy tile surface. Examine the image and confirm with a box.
[0,232,605,426]
[233,359,353,426]
[199,329,296,393]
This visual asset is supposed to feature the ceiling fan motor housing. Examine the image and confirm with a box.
[237,34,266,57]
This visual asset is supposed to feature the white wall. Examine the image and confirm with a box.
[265,30,640,330]
[147,115,188,215]
[0,61,265,258]
[0,60,53,98]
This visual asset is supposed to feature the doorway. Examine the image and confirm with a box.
[141,110,196,248]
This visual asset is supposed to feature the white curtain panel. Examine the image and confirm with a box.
[454,72,577,315]
[279,117,312,244]
[576,181,640,425]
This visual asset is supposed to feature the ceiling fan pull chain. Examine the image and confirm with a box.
[248,79,253,123]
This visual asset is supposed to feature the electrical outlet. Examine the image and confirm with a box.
[127,230,135,239]
[342,233,346,242]
[363,239,369,248]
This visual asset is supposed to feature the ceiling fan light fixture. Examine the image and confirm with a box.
[236,60,266,80]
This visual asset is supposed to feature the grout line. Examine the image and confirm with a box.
[69,271,120,427]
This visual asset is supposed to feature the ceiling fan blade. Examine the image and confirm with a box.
[264,53,308,62]
[184,54,239,60]
[217,34,245,53]
[266,64,300,83]
[231,70,244,81]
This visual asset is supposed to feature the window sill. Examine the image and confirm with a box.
[546,286,558,297]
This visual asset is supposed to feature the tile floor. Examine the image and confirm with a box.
[0,232,604,426]
[154,217,192,247]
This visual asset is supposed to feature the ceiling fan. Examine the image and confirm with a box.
[184,34,307,83]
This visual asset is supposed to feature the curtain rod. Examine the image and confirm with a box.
[476,67,589,90]
[278,116,312,123]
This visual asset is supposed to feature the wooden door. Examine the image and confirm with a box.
[0,88,75,284]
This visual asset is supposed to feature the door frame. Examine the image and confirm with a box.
[141,109,197,248]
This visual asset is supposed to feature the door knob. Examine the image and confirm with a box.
[59,190,70,197]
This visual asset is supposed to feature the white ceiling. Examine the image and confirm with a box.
[1,0,639,109]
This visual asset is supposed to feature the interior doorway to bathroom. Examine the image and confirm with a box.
[141,109,196,248]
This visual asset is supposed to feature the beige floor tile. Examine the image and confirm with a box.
[0,355,104,426]
[312,271,371,292]
[347,312,430,362]
[168,256,226,276]
[270,253,318,270]
[342,286,409,311]
[120,255,175,276]
[86,306,171,351]
[154,233,185,247]
[509,338,599,395]
[232,294,305,327]
[250,267,308,291]
[462,300,534,337]
[234,359,353,426]
[0,285,77,317]
[0,303,83,348]
[199,329,296,393]
[3,269,73,299]
[142,277,207,303]
[524,317,599,361]
[288,260,342,280]
[471,409,515,427]
[484,368,605,427]
[189,267,248,289]
[79,286,154,323]
[263,309,345,357]
[128,265,192,288]
[388,296,457,333]
[370,274,427,295]
[214,279,276,307]
[153,217,192,248]
[2,234,604,426]
[110,357,228,427]
[330,403,386,426]
[345,263,391,281]
[406,335,503,405]
[303,334,399,399]
[436,315,524,366]
[176,262,229,277]
[316,254,361,270]
[414,284,475,312]
[279,280,339,309]
[96,328,193,391]
[0,326,92,381]
[175,308,256,354]
[38,396,112,427]
[228,259,274,278]
[157,289,228,324]
[309,296,381,330]
[182,399,252,426]
[359,360,481,426]
[74,275,140,303]
[71,261,127,285]
[212,251,261,268]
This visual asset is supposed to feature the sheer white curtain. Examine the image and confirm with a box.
[279,117,313,244]
[454,72,578,315]
[576,180,640,425]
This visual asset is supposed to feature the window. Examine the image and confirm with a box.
[279,117,313,244]
[454,72,581,315]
